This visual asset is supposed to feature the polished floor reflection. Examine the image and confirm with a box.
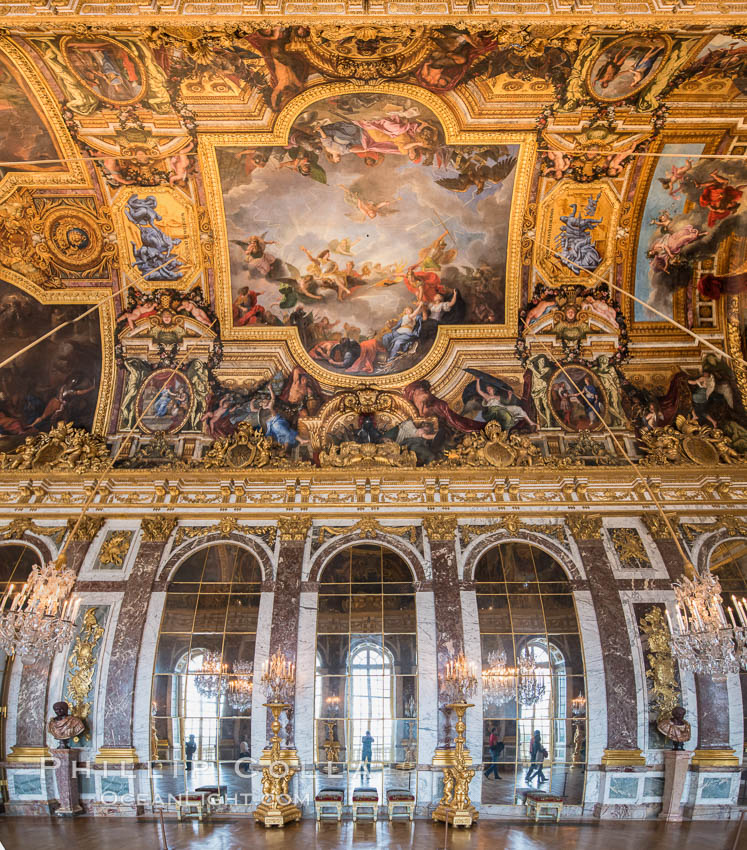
[0,817,742,850]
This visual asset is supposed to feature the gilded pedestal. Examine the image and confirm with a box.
[253,702,302,828]
[432,701,478,828]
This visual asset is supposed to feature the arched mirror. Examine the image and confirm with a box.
[476,542,587,805]
[150,544,262,803]
[314,544,418,800]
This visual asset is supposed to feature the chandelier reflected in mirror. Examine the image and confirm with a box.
[481,649,517,706]
[227,661,254,712]
[439,652,478,703]
[516,648,547,707]
[0,555,80,663]
[669,569,747,679]
[194,650,229,699]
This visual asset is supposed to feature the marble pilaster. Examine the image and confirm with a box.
[99,538,170,760]
[575,535,639,755]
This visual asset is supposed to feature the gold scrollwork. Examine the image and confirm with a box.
[200,423,293,470]
[65,607,105,726]
[316,518,418,545]
[439,422,542,469]
[173,517,277,548]
[609,527,649,569]
[98,530,132,567]
[67,516,104,542]
[319,441,417,468]
[639,606,679,724]
[639,416,744,466]
[0,518,66,545]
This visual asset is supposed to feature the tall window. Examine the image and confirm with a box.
[476,543,586,806]
[151,545,262,802]
[315,545,417,799]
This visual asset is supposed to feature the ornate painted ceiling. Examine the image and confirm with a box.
[0,20,746,473]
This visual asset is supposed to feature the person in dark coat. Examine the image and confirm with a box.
[525,729,548,783]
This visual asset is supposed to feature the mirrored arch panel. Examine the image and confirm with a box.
[314,544,418,801]
[149,544,262,805]
[476,542,587,805]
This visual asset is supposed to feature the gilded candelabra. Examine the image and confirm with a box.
[396,720,416,770]
[254,653,301,828]
[433,653,478,828]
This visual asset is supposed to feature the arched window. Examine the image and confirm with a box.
[476,542,586,806]
[150,544,262,801]
[314,545,417,799]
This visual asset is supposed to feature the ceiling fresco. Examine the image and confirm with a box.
[0,22,746,473]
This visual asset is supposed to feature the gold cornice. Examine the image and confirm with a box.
[601,748,646,767]
[690,748,740,768]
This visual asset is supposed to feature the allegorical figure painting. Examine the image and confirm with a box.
[0,52,60,177]
[587,35,669,103]
[0,280,101,447]
[635,149,747,321]
[218,93,518,376]
[62,36,145,105]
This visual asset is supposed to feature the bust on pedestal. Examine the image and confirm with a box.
[657,706,692,822]
[47,702,85,817]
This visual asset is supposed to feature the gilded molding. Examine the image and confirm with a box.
[97,531,132,567]
[641,513,679,540]
[277,515,312,542]
[639,606,678,724]
[601,748,646,767]
[141,516,178,542]
[0,518,66,545]
[0,423,110,472]
[65,607,105,728]
[173,518,277,548]
[316,518,418,545]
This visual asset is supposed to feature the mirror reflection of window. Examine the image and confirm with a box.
[477,543,586,806]
[314,545,418,800]
[150,544,261,802]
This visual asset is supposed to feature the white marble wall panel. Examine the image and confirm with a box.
[250,590,274,802]
[295,590,318,768]
[416,591,438,769]
[132,591,165,776]
[460,588,483,805]
[573,591,606,772]
[602,517,669,580]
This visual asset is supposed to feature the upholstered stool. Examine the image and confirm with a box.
[175,793,207,822]
[525,792,564,822]
[352,787,379,822]
[315,788,344,822]
[386,789,415,821]
[194,784,227,804]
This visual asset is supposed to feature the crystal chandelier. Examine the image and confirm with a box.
[0,554,80,663]
[481,649,517,706]
[440,652,478,703]
[571,691,587,717]
[669,569,747,678]
[260,651,295,703]
[227,661,253,712]
[194,650,228,699]
[516,649,547,707]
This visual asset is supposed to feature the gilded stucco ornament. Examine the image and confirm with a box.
[141,516,177,542]
[440,422,542,469]
[423,515,458,542]
[66,516,104,541]
[0,423,110,472]
[319,441,417,468]
[609,527,649,569]
[200,423,292,470]
[97,530,132,567]
[316,518,418,544]
[639,416,744,466]
[641,513,678,540]
[277,515,312,542]
[565,514,603,540]
[639,606,679,725]
[0,519,66,545]
[65,607,105,728]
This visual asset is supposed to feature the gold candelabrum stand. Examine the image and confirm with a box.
[432,701,478,828]
[254,701,302,828]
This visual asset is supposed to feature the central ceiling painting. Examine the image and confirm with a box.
[216,93,518,376]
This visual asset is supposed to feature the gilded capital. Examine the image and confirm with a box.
[141,516,178,542]
[277,515,312,542]
[641,513,678,540]
[565,514,603,541]
[67,516,105,542]
[424,515,458,542]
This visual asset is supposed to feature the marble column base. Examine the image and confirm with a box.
[51,748,83,817]
[659,750,692,822]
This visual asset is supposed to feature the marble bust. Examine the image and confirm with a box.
[47,702,85,748]
[656,705,691,751]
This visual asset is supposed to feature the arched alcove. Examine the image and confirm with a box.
[313,544,418,800]
[149,543,262,803]
[475,542,587,806]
